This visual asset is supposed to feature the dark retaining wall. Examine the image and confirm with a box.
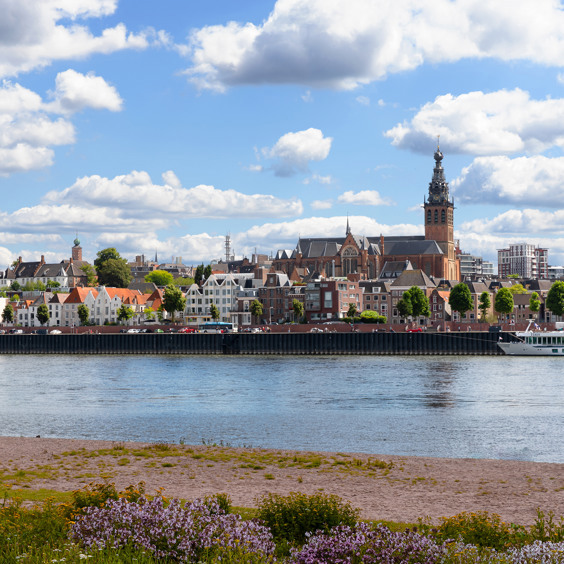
[0,331,507,355]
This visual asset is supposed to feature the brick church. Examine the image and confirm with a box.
[272,147,461,282]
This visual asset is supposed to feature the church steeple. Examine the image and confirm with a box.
[346,215,351,235]
[427,138,451,205]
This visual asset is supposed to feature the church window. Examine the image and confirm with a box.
[434,210,438,223]
[441,209,446,223]
[427,209,431,224]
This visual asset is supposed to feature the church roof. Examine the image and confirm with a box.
[383,239,444,256]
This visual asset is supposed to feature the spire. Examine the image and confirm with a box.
[346,215,351,235]
[154,250,158,263]
[428,142,450,204]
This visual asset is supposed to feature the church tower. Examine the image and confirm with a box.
[424,144,459,280]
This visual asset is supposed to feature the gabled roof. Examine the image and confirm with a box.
[64,287,98,304]
[391,269,436,288]
[49,293,70,304]
[378,260,413,280]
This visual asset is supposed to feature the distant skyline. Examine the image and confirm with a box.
[2,0,564,269]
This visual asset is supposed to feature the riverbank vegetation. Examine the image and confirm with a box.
[4,481,564,563]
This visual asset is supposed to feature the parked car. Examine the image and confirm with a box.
[50,329,62,335]
[10,329,23,334]
[127,328,140,333]
[178,327,196,333]
[406,327,423,332]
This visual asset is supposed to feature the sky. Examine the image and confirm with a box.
[3,0,564,270]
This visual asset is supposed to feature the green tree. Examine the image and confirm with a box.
[406,286,430,318]
[80,264,97,286]
[117,304,135,325]
[10,281,21,291]
[97,258,132,288]
[143,306,155,321]
[546,281,564,317]
[292,299,304,322]
[94,247,122,270]
[396,294,413,318]
[347,303,358,318]
[250,299,263,323]
[209,302,220,321]
[145,270,174,286]
[36,304,50,326]
[509,283,527,295]
[494,287,514,321]
[2,304,14,324]
[478,291,491,322]
[172,276,195,287]
[77,304,90,325]
[204,265,212,280]
[194,264,204,286]
[360,310,386,323]
[157,304,165,322]
[529,291,541,321]
[449,283,474,318]
[46,280,60,290]
[162,284,186,323]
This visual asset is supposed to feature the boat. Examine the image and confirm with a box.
[498,321,564,356]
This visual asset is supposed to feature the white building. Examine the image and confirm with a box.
[497,244,549,279]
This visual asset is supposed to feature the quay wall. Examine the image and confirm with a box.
[0,331,506,355]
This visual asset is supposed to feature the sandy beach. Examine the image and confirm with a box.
[2,436,564,526]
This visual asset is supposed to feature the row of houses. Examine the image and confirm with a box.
[2,262,557,328]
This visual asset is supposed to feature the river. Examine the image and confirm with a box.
[1,354,562,462]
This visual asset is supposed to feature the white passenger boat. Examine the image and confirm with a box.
[498,322,564,356]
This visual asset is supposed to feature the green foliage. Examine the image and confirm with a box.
[292,299,304,322]
[2,303,14,323]
[255,491,360,545]
[97,258,132,288]
[10,280,21,291]
[347,303,358,318]
[93,247,122,270]
[23,280,46,291]
[529,292,541,316]
[546,281,564,317]
[449,283,474,316]
[204,264,213,279]
[478,291,491,322]
[143,306,155,320]
[406,286,430,318]
[46,280,60,289]
[36,303,50,326]
[117,304,135,324]
[163,284,186,322]
[250,299,263,321]
[172,276,195,287]
[210,302,220,321]
[80,263,97,286]
[359,310,387,323]
[396,294,413,318]
[77,304,90,325]
[145,269,174,286]
[494,287,514,317]
[509,283,527,295]
[194,264,204,286]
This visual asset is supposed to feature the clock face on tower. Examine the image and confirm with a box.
[432,193,440,203]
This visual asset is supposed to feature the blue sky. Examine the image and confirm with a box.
[3,0,564,270]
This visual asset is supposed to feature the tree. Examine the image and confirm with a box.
[143,306,155,321]
[509,283,527,295]
[494,287,514,321]
[448,283,474,318]
[209,302,220,321]
[145,270,174,287]
[250,299,263,323]
[546,281,564,317]
[204,265,212,280]
[117,304,135,325]
[478,291,491,322]
[529,292,541,321]
[406,286,430,318]
[162,284,186,323]
[94,247,122,270]
[347,303,358,318]
[10,281,21,291]
[396,294,413,319]
[292,299,304,322]
[77,304,90,325]
[194,264,204,286]
[97,258,132,288]
[172,276,195,287]
[360,310,387,324]
[36,304,50,326]
[46,280,60,290]
[2,304,14,324]
[81,264,97,286]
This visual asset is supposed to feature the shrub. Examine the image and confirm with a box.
[70,496,275,561]
[292,522,448,563]
[255,491,359,545]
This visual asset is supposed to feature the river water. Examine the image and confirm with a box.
[1,354,562,462]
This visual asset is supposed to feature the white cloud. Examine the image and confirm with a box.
[43,170,304,218]
[460,209,564,236]
[0,0,158,79]
[303,173,333,185]
[452,155,564,206]
[338,190,393,206]
[356,95,370,106]
[0,71,125,176]
[301,90,313,103]
[46,69,123,114]
[263,128,332,177]
[182,0,564,91]
[385,89,564,155]
[311,199,333,210]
